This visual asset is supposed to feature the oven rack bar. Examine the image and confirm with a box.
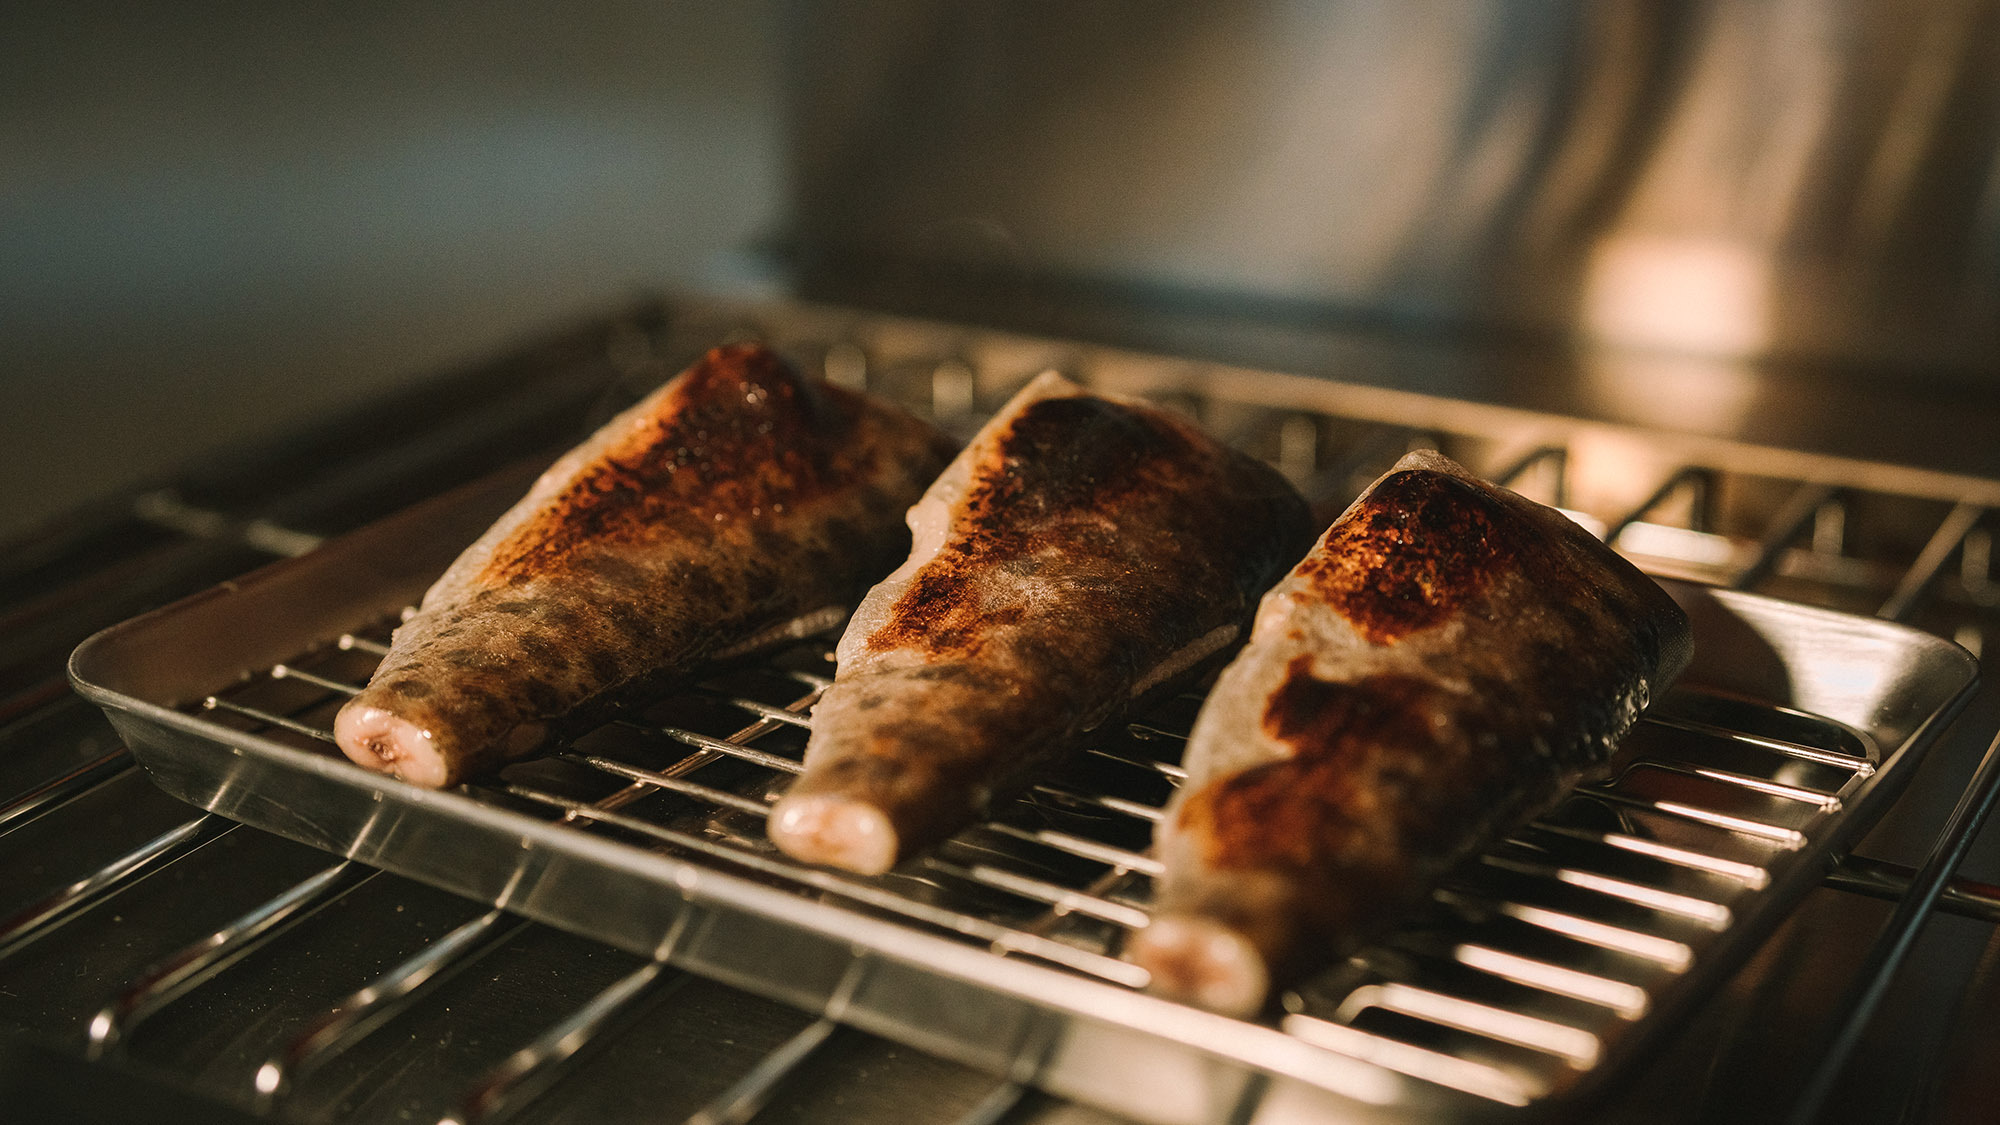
[85,857,378,1059]
[685,1015,841,1125]
[120,598,1890,1121]
[0,744,132,839]
[0,812,238,962]
[253,906,531,1109]
[1784,727,2000,1125]
[29,559,1992,1110]
[443,959,685,1125]
[10,300,1997,1123]
[1,680,1966,1119]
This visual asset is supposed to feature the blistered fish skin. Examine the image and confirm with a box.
[1132,450,1692,1016]
[334,342,958,789]
[769,372,1315,875]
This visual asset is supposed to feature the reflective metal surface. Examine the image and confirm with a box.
[4,298,1999,1123]
[67,300,1983,1122]
[787,2,2000,379]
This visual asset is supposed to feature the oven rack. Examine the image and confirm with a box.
[7,296,1997,1123]
[67,580,1972,1123]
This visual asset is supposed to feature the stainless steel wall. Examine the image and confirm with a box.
[10,1,1999,543]
[1,2,785,541]
[785,1,2000,380]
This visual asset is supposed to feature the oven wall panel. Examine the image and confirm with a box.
[0,1,786,542]
[785,1,2000,382]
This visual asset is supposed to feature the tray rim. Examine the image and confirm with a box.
[73,651,1430,1121]
[62,388,1982,1123]
[69,574,1979,1125]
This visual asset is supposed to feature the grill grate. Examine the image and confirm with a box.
[182,603,1884,1109]
[28,298,2000,1123]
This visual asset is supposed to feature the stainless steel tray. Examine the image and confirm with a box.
[70,426,1977,1124]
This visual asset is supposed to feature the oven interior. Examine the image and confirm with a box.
[9,5,2000,1122]
[5,297,2000,1124]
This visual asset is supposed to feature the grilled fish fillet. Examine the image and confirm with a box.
[1130,450,1692,1016]
[333,342,958,788]
[767,372,1314,875]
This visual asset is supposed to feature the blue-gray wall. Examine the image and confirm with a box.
[2,2,784,539]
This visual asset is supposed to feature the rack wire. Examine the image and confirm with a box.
[11,300,2000,1123]
[146,572,1898,1117]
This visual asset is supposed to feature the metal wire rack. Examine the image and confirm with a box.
[13,299,2000,1123]
[63,569,1967,1119]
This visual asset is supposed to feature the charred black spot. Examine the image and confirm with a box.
[1177,660,1490,872]
[475,343,883,585]
[609,609,656,647]
[517,675,565,712]
[866,393,1310,664]
[385,679,434,699]
[819,517,867,561]
[978,397,1193,517]
[585,649,622,684]
[879,569,973,643]
[1297,470,1520,644]
[674,561,724,606]
[740,562,778,605]
[1261,660,1452,754]
[750,525,796,566]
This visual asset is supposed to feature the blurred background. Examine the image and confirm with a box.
[6,0,2000,531]
[1,1,785,540]
[6,5,2000,1122]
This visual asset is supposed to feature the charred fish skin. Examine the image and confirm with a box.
[768,372,1315,876]
[333,342,959,789]
[1133,450,1692,1017]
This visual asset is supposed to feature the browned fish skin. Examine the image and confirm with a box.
[334,343,958,788]
[1132,451,1692,1016]
[768,373,1314,875]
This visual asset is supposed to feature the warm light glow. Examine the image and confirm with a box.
[1498,903,1694,970]
[1584,235,1772,357]
[1453,945,1650,1018]
[1282,1014,1541,1106]
[1553,870,1733,928]
[1593,832,1770,889]
[1335,983,1603,1067]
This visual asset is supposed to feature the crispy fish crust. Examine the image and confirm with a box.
[768,372,1314,875]
[1131,450,1692,1016]
[333,342,958,788]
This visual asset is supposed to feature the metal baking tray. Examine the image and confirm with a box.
[70,411,1977,1124]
